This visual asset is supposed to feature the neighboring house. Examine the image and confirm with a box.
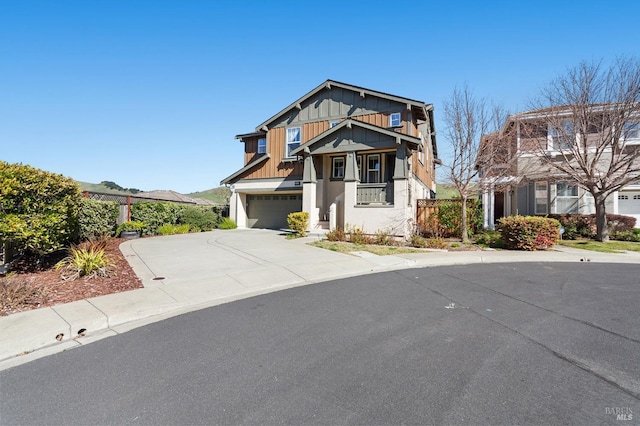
[479,107,640,228]
[221,80,439,237]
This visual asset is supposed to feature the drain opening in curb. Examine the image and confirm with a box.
[152,277,166,280]
[77,328,87,336]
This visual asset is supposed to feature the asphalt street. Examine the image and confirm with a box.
[1,262,638,425]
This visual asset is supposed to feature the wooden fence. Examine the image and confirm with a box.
[416,198,480,237]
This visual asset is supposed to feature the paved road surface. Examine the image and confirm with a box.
[1,263,638,425]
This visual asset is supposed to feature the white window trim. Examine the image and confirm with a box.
[622,121,640,145]
[547,120,574,151]
[555,181,579,214]
[535,181,548,215]
[286,127,301,158]
[367,154,381,183]
[389,113,401,127]
[257,138,267,154]
[331,157,345,179]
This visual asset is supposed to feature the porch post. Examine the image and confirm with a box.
[343,151,358,224]
[302,151,318,230]
[393,142,408,180]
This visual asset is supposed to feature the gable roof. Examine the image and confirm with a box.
[255,80,431,132]
[220,153,270,185]
[290,118,421,157]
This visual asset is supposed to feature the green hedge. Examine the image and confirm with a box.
[498,215,560,250]
[131,202,223,235]
[546,213,636,240]
[131,202,183,236]
[178,205,220,232]
[0,161,81,255]
[76,198,119,241]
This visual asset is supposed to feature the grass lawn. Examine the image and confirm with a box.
[309,240,426,255]
[558,239,640,253]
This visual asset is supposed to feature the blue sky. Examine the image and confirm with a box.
[2,1,638,193]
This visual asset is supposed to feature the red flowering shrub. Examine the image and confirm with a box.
[497,216,561,251]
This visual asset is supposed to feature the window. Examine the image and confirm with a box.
[549,120,574,150]
[286,127,301,158]
[257,138,266,154]
[356,155,363,181]
[418,132,425,164]
[331,157,345,179]
[556,181,579,213]
[535,181,548,214]
[330,121,340,128]
[623,122,639,140]
[367,154,381,183]
[619,194,629,200]
[635,195,640,200]
[389,113,401,127]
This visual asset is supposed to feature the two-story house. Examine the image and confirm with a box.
[479,107,640,228]
[221,80,439,237]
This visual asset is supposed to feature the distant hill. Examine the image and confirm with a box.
[436,183,479,199]
[187,187,231,205]
[77,181,141,195]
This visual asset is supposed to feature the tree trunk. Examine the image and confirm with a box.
[461,196,469,243]
[594,193,609,242]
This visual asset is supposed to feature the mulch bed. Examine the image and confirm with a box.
[0,238,143,316]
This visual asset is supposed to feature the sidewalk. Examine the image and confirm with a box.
[1,229,638,370]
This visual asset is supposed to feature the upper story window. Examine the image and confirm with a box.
[418,132,425,165]
[389,113,402,127]
[623,121,639,140]
[257,138,267,154]
[331,157,345,179]
[549,119,574,151]
[286,127,301,158]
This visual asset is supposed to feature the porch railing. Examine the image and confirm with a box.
[357,183,393,205]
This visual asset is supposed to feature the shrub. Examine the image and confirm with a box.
[55,241,115,281]
[131,202,183,235]
[347,226,373,245]
[0,162,81,256]
[374,230,395,246]
[116,221,145,236]
[77,198,119,241]
[426,237,448,249]
[218,217,237,229]
[411,234,427,248]
[326,227,346,242]
[178,206,220,232]
[610,228,640,242]
[158,224,190,235]
[474,230,504,248]
[498,216,560,250]
[547,213,636,239]
[287,212,309,237]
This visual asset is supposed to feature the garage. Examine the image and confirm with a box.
[618,191,640,228]
[618,191,640,214]
[246,193,303,229]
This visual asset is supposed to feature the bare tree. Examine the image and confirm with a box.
[525,58,640,241]
[442,85,506,242]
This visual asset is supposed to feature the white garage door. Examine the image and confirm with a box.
[246,194,303,229]
[618,191,640,214]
